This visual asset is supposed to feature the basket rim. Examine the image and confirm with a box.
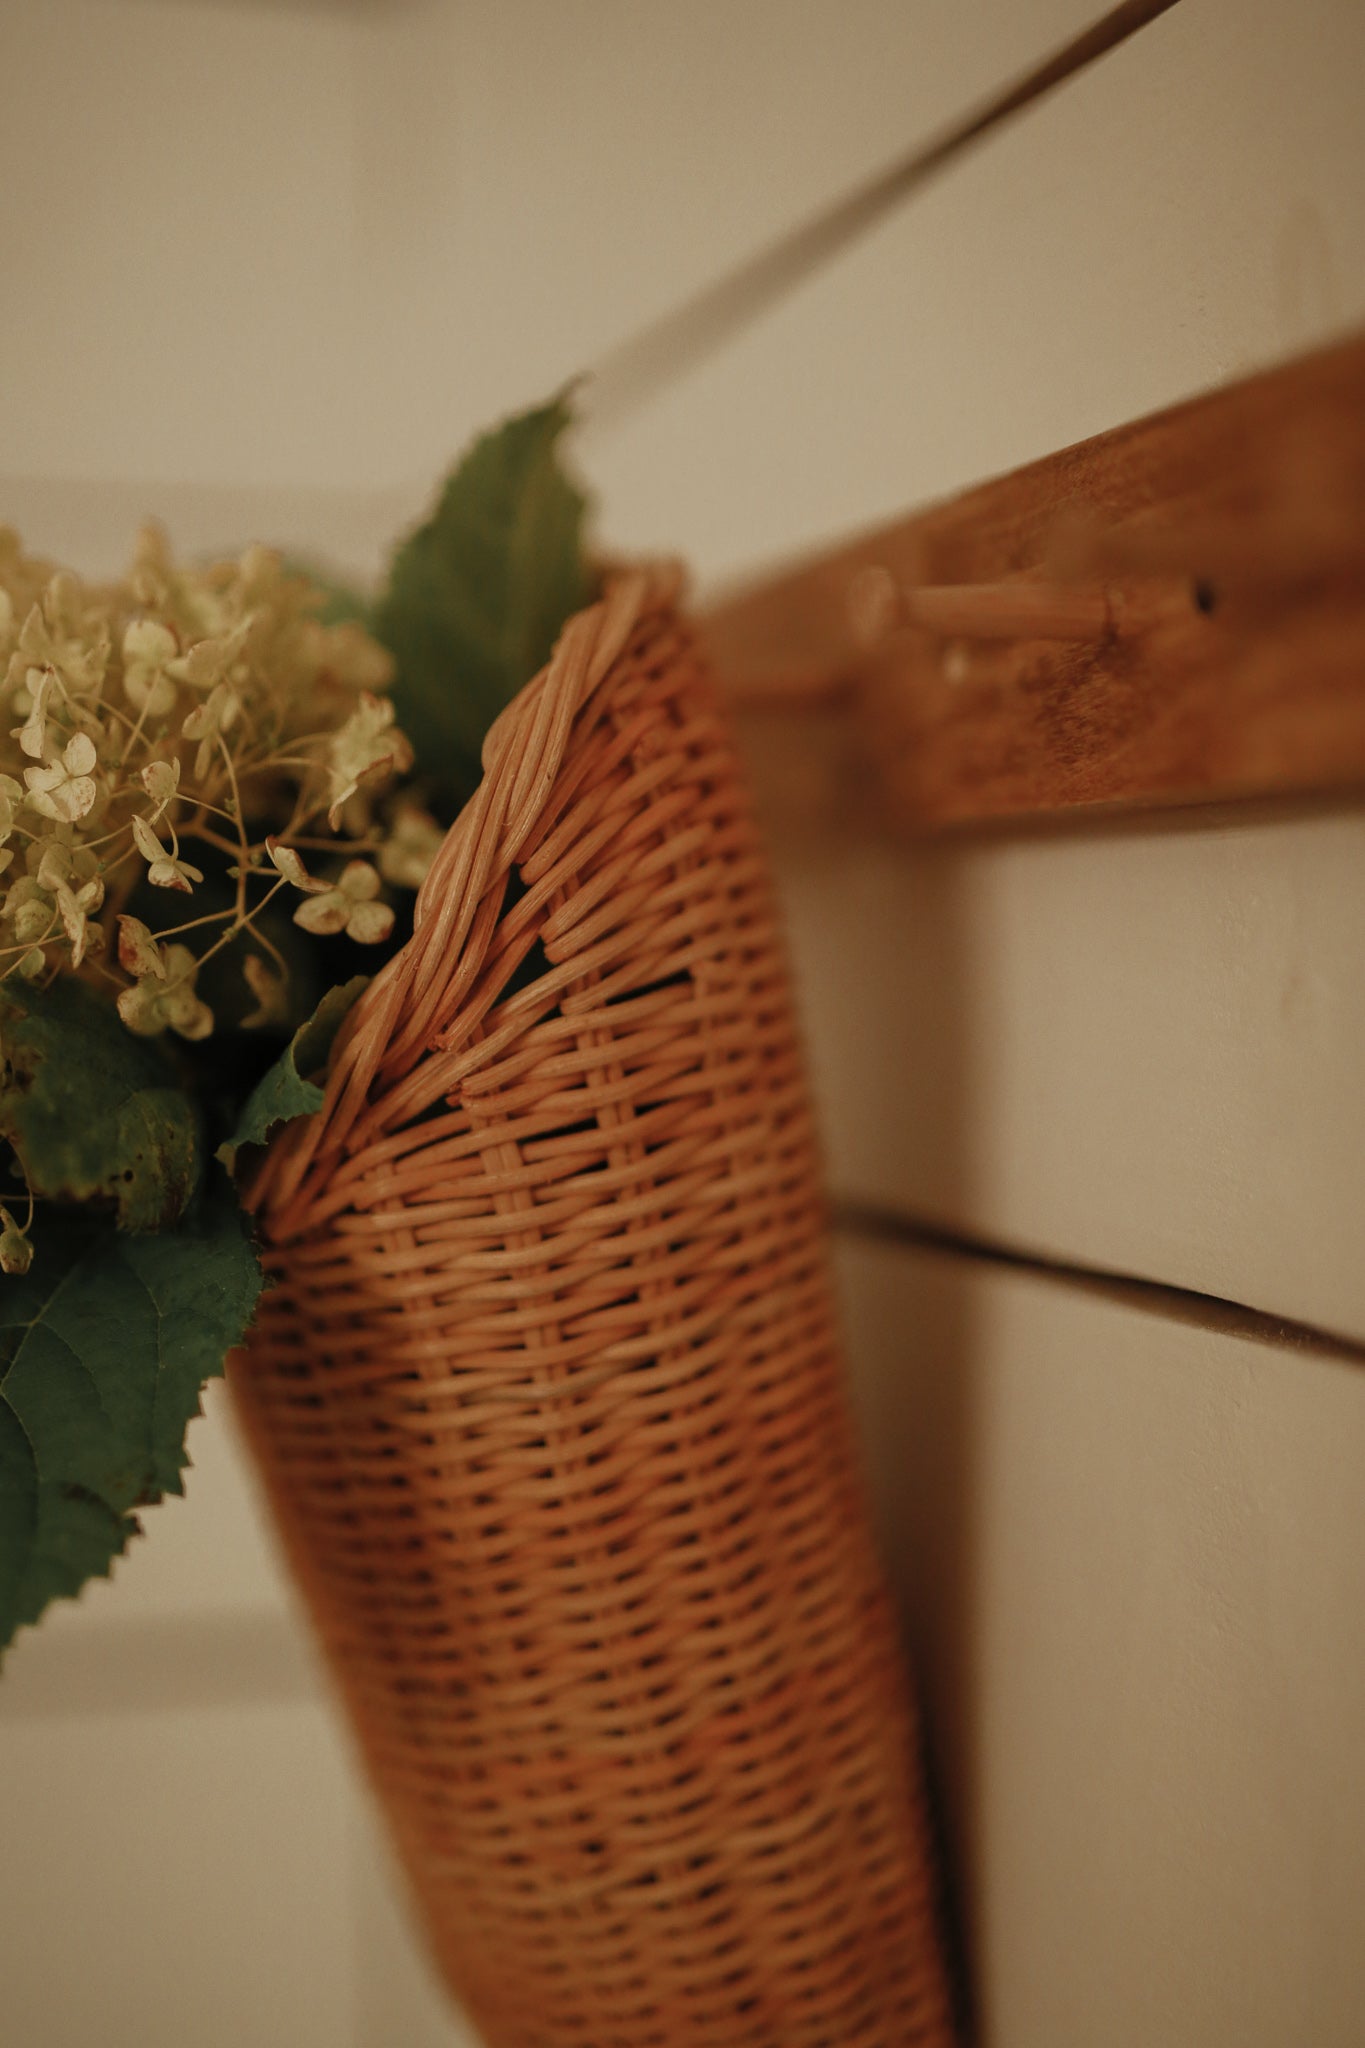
[247,562,685,1220]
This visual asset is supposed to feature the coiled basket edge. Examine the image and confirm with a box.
[231,566,954,2048]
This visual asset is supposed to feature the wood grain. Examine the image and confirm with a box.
[703,334,1365,830]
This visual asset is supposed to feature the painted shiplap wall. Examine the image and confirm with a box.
[1,4,1363,2046]
[839,1236,1365,2048]
[5,0,1364,585]
[778,803,1365,1346]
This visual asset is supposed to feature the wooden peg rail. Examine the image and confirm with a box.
[701,332,1365,831]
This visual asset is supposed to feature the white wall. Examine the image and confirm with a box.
[5,0,1364,581]
[2,4,1364,2045]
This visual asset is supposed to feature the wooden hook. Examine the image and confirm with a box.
[848,565,1123,647]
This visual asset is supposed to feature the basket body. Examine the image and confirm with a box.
[233,573,952,2047]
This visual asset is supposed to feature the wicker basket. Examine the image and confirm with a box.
[232,567,953,2048]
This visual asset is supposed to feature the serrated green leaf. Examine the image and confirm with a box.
[0,1399,38,1636]
[0,976,201,1233]
[374,396,595,803]
[217,975,368,1174]
[0,1183,263,1654]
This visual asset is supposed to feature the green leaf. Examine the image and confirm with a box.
[0,1182,263,1653]
[217,976,368,1174]
[0,1400,38,1638]
[374,395,595,803]
[0,976,201,1233]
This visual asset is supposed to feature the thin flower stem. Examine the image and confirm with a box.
[188,875,290,978]
[98,698,145,744]
[239,917,290,976]
[80,814,150,856]
[116,693,156,765]
[79,825,129,856]
[0,921,59,965]
[239,729,338,761]
[181,795,247,833]
[217,737,252,922]
[141,905,237,944]
[181,823,241,858]
[99,841,144,886]
[2,1154,38,1235]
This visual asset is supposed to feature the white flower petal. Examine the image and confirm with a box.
[339,860,381,903]
[35,843,72,893]
[117,917,165,978]
[241,954,288,1030]
[345,899,395,946]
[123,619,177,667]
[16,671,53,759]
[293,891,349,936]
[117,915,165,979]
[141,758,180,806]
[117,981,167,1036]
[132,813,164,863]
[267,839,326,893]
[0,1206,34,1276]
[147,860,189,894]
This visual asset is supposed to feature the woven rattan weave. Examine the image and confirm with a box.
[232,568,953,2047]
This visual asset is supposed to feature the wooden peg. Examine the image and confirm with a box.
[850,571,1121,646]
[902,580,1119,641]
[707,334,1365,833]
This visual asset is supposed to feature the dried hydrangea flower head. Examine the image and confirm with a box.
[0,525,441,1039]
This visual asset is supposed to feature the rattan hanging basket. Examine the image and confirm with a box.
[231,566,953,2048]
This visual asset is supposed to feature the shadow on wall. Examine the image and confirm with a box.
[761,817,986,2030]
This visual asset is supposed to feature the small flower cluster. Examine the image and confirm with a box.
[0,526,443,1040]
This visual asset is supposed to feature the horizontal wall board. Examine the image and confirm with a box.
[0,1609,315,1722]
[776,800,1365,1343]
[835,1233,1365,2048]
